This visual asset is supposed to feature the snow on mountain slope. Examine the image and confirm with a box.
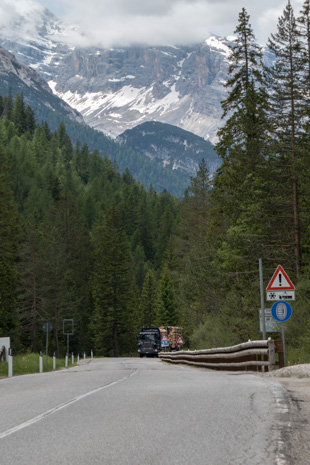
[0,1,232,143]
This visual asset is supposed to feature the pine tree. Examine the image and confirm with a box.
[12,93,27,136]
[91,203,135,356]
[140,268,158,327]
[0,147,20,342]
[177,159,214,336]
[18,215,43,352]
[215,8,268,218]
[155,265,178,327]
[266,0,304,278]
[298,0,310,83]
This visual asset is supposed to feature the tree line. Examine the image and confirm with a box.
[1,1,310,362]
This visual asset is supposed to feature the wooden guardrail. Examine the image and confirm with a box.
[159,339,284,372]
[0,345,6,362]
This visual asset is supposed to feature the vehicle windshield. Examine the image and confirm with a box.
[139,334,157,342]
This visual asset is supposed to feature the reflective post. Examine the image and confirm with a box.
[8,348,13,377]
[39,351,43,373]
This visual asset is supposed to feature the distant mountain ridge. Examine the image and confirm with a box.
[117,121,220,177]
[0,44,203,196]
[0,1,232,143]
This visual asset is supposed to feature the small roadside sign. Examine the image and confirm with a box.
[259,309,279,333]
[266,265,295,301]
[266,290,295,301]
[161,334,169,347]
[271,301,292,323]
[42,322,53,333]
[176,335,184,345]
[266,265,295,291]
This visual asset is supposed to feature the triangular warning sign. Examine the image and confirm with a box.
[161,334,168,342]
[266,265,295,291]
[176,335,184,345]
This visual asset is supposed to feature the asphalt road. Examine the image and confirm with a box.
[0,358,294,465]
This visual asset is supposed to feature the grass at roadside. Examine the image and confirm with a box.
[0,353,78,377]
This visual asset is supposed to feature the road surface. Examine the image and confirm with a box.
[0,358,294,464]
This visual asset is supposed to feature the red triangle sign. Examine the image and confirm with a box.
[176,335,184,345]
[266,265,295,291]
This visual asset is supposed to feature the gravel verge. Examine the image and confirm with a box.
[263,364,310,464]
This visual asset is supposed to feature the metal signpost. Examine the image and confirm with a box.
[63,319,74,356]
[42,322,53,369]
[271,301,292,367]
[265,265,295,368]
[259,259,266,340]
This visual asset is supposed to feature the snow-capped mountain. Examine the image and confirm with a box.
[48,38,231,143]
[0,2,232,144]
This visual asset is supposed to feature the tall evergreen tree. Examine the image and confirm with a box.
[91,203,135,356]
[0,147,20,342]
[18,215,43,352]
[155,264,178,326]
[216,8,268,215]
[266,0,305,278]
[140,268,158,327]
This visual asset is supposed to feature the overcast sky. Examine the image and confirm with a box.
[6,0,308,47]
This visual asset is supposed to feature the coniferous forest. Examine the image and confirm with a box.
[1,1,310,362]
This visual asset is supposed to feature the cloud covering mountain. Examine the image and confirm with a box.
[1,0,305,48]
[38,0,304,46]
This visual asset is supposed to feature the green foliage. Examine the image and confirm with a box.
[0,95,181,356]
[0,147,20,345]
[2,1,310,363]
[0,353,77,376]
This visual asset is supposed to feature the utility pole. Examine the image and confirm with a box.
[259,258,266,340]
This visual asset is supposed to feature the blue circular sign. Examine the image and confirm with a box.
[271,301,292,322]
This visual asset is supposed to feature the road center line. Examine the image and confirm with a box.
[0,370,137,440]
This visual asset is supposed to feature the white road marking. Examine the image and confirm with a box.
[0,370,137,439]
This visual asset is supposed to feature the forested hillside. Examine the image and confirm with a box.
[1,1,310,363]
[0,93,183,356]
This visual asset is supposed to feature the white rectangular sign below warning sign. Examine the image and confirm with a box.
[266,290,295,301]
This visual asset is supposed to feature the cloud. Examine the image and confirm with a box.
[0,0,45,40]
[58,0,305,47]
[2,0,306,48]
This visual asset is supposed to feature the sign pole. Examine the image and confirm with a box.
[259,258,266,340]
[46,329,48,369]
[282,324,286,367]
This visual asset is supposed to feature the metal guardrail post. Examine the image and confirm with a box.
[267,339,276,371]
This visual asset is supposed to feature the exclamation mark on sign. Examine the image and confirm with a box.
[279,273,282,286]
